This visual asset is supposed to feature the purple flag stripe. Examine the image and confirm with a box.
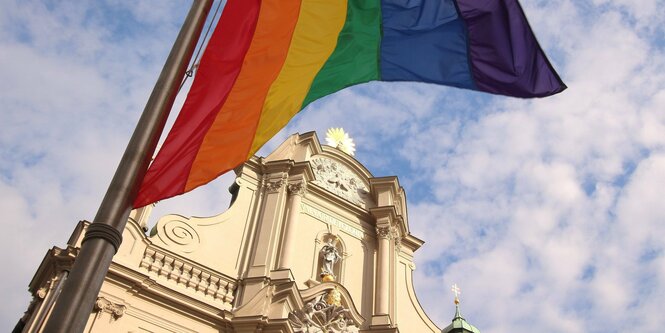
[455,0,566,97]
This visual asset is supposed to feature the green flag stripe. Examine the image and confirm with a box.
[301,0,382,109]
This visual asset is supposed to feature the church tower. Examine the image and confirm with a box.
[18,131,445,332]
[441,284,481,333]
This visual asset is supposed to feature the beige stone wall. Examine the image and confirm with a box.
[20,131,441,333]
[287,202,378,322]
[86,285,227,333]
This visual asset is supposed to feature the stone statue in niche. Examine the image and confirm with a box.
[320,238,342,282]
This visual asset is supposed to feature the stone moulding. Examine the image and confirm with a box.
[139,246,236,307]
[93,296,126,320]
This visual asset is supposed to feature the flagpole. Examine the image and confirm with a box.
[42,1,213,332]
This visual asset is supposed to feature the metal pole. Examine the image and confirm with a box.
[42,1,213,332]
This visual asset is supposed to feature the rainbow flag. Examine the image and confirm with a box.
[134,0,566,207]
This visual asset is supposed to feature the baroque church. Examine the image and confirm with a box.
[17,131,480,333]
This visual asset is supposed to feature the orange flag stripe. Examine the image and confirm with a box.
[133,0,262,208]
[184,0,302,192]
[249,0,348,155]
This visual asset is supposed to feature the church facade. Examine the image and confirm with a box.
[19,131,469,333]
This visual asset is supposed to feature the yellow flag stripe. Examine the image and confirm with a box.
[248,0,347,156]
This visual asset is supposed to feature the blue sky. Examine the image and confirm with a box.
[1,1,664,332]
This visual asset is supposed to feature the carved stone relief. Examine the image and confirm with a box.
[376,226,392,239]
[310,158,369,208]
[394,236,403,253]
[288,294,359,333]
[263,178,285,193]
[36,287,48,299]
[288,181,307,196]
[94,297,126,320]
[376,226,400,242]
[154,218,201,253]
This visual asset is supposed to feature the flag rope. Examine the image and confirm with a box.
[179,0,225,92]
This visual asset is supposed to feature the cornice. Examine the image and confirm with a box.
[66,220,87,247]
[261,158,296,175]
[295,131,324,156]
[369,176,400,196]
[401,234,425,252]
[28,246,77,294]
[369,206,399,226]
[243,156,315,187]
[288,160,315,182]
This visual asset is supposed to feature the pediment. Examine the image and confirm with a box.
[262,131,376,209]
[309,153,374,209]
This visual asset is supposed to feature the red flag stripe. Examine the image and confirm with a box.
[133,0,261,207]
[185,0,302,192]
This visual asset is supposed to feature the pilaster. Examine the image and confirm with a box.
[370,205,403,329]
[239,159,314,306]
[278,180,307,269]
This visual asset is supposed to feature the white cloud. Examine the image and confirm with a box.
[404,1,665,331]
[1,0,664,332]
[0,1,221,329]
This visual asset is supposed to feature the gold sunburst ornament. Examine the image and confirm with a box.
[325,127,355,156]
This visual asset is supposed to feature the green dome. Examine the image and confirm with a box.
[441,303,480,333]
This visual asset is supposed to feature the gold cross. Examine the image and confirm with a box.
[451,283,461,304]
